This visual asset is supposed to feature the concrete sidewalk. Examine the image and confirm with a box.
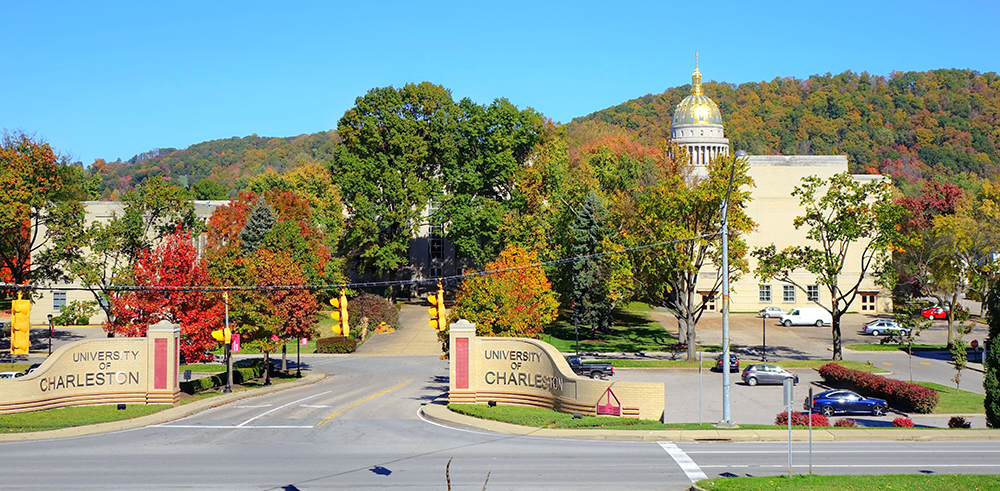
[418,396,1000,442]
[353,301,442,357]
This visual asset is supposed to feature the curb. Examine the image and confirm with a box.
[420,396,1000,442]
[0,373,325,442]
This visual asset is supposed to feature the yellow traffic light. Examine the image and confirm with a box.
[330,290,349,337]
[428,281,445,330]
[211,327,232,343]
[11,292,30,354]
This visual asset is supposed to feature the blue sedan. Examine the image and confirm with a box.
[804,389,888,417]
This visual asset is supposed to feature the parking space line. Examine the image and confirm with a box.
[659,442,707,482]
[315,378,413,428]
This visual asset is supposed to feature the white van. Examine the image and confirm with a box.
[780,307,832,327]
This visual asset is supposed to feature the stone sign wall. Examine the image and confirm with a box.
[448,320,664,420]
[0,321,181,414]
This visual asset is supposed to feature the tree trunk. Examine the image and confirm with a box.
[831,314,843,361]
[281,344,287,372]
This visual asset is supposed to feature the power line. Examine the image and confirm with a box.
[0,232,720,294]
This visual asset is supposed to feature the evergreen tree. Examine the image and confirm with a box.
[985,280,1000,428]
[239,199,275,256]
[571,192,612,334]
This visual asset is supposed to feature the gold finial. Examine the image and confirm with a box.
[692,52,703,96]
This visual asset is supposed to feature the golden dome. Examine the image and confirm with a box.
[672,64,722,125]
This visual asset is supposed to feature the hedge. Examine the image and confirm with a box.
[775,411,829,426]
[817,363,938,413]
[179,363,267,395]
[315,336,357,354]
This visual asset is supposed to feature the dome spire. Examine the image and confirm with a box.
[692,52,703,96]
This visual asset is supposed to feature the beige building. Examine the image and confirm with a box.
[673,64,890,314]
[25,201,226,326]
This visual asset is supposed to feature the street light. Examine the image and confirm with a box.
[720,150,748,427]
[47,314,53,356]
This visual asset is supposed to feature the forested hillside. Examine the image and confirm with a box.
[90,131,339,199]
[570,68,1000,194]
[87,69,1000,200]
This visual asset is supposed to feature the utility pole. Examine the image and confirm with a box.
[720,150,747,427]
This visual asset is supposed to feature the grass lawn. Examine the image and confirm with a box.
[541,308,680,353]
[919,381,985,414]
[448,404,896,431]
[597,359,889,374]
[696,474,1000,491]
[0,404,170,433]
[846,343,948,352]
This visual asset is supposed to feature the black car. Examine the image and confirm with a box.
[715,353,739,372]
[805,389,889,417]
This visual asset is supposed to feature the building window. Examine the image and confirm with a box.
[429,225,443,260]
[702,293,716,311]
[861,293,876,312]
[807,285,819,302]
[429,267,442,279]
[783,285,795,302]
[759,285,771,302]
[53,291,67,312]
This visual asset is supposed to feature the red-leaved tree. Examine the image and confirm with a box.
[107,230,224,362]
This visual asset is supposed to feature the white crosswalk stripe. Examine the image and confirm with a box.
[659,442,707,482]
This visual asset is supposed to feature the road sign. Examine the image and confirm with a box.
[971,339,979,349]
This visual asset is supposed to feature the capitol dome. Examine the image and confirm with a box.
[672,67,723,125]
[670,56,729,172]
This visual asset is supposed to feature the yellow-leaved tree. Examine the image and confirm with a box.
[451,245,559,338]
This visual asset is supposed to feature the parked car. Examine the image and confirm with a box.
[758,306,787,318]
[565,356,614,379]
[805,389,888,416]
[921,306,948,320]
[24,363,40,375]
[715,353,739,372]
[780,307,832,327]
[863,319,910,336]
[741,363,799,386]
[0,371,24,379]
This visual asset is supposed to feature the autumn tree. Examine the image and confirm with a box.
[64,176,198,322]
[754,173,908,360]
[0,130,84,293]
[106,230,223,362]
[985,280,1000,428]
[451,245,559,338]
[608,153,754,361]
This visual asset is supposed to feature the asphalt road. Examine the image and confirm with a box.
[1,355,996,490]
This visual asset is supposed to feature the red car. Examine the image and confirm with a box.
[921,306,948,320]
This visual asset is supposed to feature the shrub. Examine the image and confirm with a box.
[348,293,400,331]
[179,365,265,394]
[315,336,357,354]
[893,417,915,427]
[948,416,972,428]
[817,363,939,413]
[834,418,857,427]
[775,411,829,427]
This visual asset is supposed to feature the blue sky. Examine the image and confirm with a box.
[2,0,997,166]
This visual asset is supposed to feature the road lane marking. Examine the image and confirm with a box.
[659,442,707,482]
[920,362,931,365]
[300,404,331,408]
[882,362,893,366]
[315,378,414,428]
[702,464,1000,468]
[236,405,273,408]
[158,425,314,429]
[236,391,332,427]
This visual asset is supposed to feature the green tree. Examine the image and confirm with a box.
[754,173,908,360]
[435,98,544,266]
[239,199,275,256]
[0,130,84,292]
[331,82,457,285]
[192,179,228,200]
[985,280,1000,428]
[570,192,612,335]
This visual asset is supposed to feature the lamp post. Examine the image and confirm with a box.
[47,314,53,356]
[573,302,579,356]
[720,150,747,427]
